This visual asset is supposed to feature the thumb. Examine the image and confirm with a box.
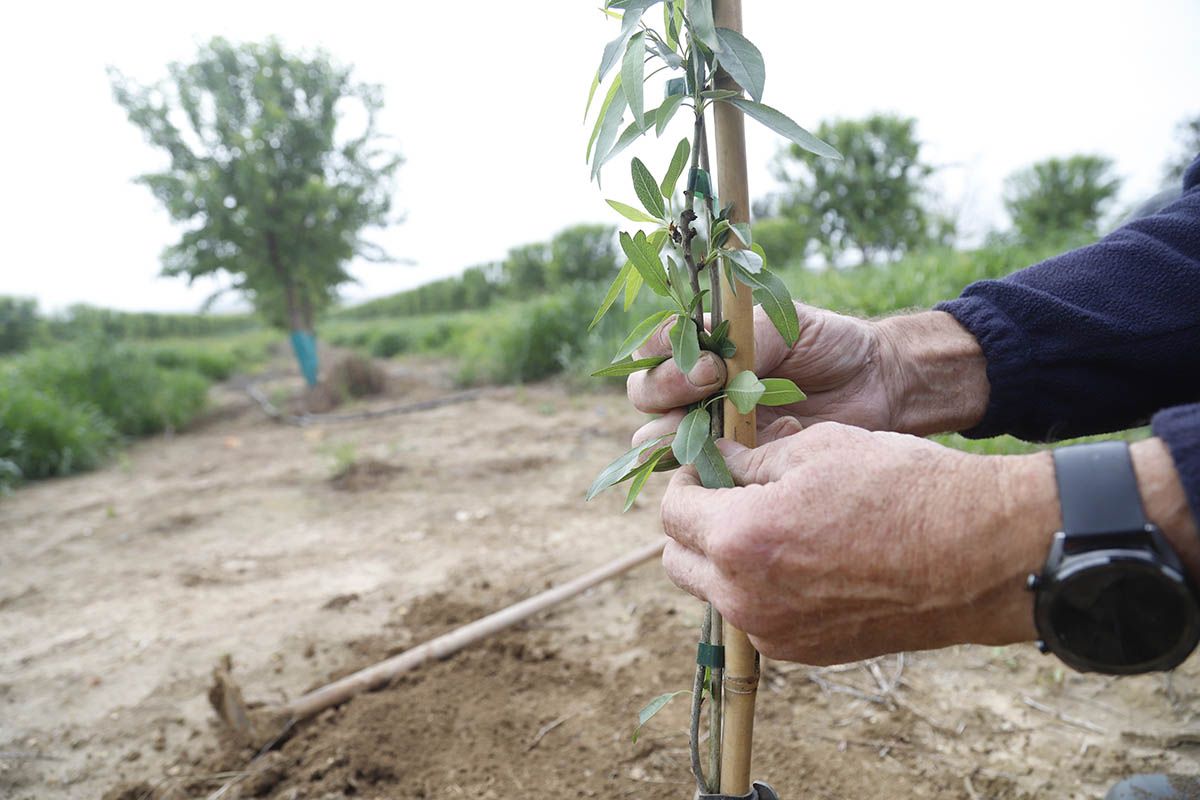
[716,435,796,486]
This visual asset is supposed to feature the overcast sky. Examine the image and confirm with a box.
[2,1,1197,313]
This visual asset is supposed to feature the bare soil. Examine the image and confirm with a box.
[3,358,1200,800]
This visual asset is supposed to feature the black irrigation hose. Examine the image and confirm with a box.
[242,379,489,427]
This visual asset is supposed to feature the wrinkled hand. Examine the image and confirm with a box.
[629,303,899,447]
[660,420,1057,665]
[629,304,991,446]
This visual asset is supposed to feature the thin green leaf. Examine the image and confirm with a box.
[724,97,842,160]
[623,446,671,512]
[759,377,807,406]
[597,7,646,83]
[633,690,691,742]
[713,28,765,102]
[648,35,684,70]
[587,76,623,162]
[672,407,711,465]
[607,199,661,224]
[597,110,659,175]
[619,231,671,297]
[631,158,666,219]
[591,84,629,182]
[584,71,601,122]
[700,89,740,102]
[730,264,800,346]
[664,0,683,51]
[591,355,669,378]
[589,262,632,331]
[694,438,734,489]
[653,452,681,472]
[700,318,730,350]
[612,310,674,363]
[622,32,647,128]
[624,268,644,309]
[724,247,763,274]
[669,315,701,374]
[655,93,686,137]
[661,138,691,198]
[726,370,765,414]
[684,0,721,52]
[587,434,670,501]
[730,222,752,247]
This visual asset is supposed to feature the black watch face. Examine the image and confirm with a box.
[1042,555,1200,674]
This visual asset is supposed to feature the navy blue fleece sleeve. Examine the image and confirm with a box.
[937,154,1200,442]
[937,154,1200,523]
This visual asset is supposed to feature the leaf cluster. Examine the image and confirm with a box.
[584,0,837,510]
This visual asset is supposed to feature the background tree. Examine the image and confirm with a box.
[1164,114,1200,185]
[0,297,40,355]
[501,243,550,296]
[110,38,401,385]
[767,113,943,265]
[1004,155,1120,244]
[546,224,618,285]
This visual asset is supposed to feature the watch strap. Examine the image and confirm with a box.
[1053,440,1148,535]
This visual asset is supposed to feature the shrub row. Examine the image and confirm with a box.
[0,337,271,492]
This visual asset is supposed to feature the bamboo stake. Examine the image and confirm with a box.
[712,1,760,793]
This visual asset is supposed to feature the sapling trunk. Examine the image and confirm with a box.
[583,0,841,791]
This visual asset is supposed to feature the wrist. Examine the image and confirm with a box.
[875,311,990,436]
[965,450,1058,645]
[1131,437,1200,583]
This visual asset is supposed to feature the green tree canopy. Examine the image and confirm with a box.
[0,297,39,355]
[110,38,402,336]
[546,224,618,285]
[502,243,551,295]
[1004,155,1120,244]
[768,113,944,265]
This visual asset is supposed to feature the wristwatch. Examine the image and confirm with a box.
[1027,440,1200,674]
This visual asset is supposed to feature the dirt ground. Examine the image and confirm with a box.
[3,357,1200,800]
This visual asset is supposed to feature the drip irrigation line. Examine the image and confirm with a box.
[242,379,490,427]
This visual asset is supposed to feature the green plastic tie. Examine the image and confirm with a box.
[696,642,725,669]
[688,168,711,199]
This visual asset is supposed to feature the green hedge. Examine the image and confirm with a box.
[0,336,271,491]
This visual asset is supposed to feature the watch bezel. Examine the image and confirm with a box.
[1032,527,1200,674]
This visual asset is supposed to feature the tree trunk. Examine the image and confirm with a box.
[267,232,319,387]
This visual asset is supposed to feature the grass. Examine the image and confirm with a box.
[0,333,273,492]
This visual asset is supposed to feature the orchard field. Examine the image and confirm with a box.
[1,245,1191,800]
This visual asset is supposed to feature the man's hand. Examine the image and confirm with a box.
[661,420,1058,665]
[629,304,991,446]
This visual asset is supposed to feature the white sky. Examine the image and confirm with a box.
[1,1,1197,313]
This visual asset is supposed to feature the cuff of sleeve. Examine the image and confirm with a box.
[935,292,1036,439]
[1152,404,1200,525]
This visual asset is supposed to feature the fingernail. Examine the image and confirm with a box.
[686,354,720,388]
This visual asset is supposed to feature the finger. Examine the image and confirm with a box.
[632,318,675,359]
[627,351,726,414]
[631,409,686,447]
[660,465,721,553]
[717,435,798,486]
[758,415,804,444]
[631,313,715,360]
[661,540,718,602]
